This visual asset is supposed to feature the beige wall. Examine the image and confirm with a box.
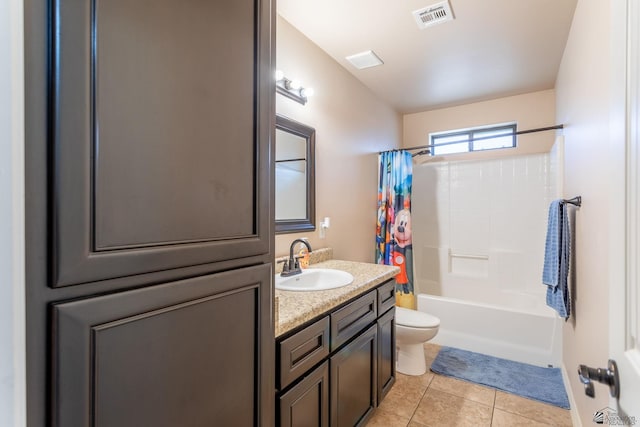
[1,0,26,424]
[555,0,612,422]
[275,16,401,262]
[402,90,557,161]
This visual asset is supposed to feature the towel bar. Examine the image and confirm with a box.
[448,250,489,274]
[561,196,581,207]
[449,252,490,260]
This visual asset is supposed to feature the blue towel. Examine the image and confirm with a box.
[542,200,571,319]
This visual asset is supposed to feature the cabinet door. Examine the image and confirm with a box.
[279,362,329,427]
[377,308,396,403]
[330,325,377,427]
[49,0,273,287]
[52,264,272,427]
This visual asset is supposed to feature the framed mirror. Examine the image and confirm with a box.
[275,115,315,234]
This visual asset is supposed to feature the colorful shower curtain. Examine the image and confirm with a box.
[376,150,415,309]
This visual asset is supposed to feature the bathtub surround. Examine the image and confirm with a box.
[431,346,570,409]
[411,152,562,366]
[412,153,556,308]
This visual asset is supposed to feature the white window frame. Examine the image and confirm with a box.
[429,122,517,156]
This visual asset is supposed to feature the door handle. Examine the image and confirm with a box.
[577,360,620,398]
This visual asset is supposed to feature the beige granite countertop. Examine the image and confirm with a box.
[275,259,400,337]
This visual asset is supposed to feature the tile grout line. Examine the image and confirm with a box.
[407,374,431,426]
[494,405,558,426]
[489,389,496,426]
[422,381,496,408]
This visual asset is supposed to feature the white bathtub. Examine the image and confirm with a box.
[417,293,562,367]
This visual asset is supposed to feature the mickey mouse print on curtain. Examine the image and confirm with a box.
[376,150,415,309]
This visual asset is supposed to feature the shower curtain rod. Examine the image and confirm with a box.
[379,124,564,157]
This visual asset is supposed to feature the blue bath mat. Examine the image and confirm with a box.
[431,347,570,409]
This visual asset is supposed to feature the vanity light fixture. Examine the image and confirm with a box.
[275,70,314,105]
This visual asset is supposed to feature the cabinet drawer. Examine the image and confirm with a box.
[279,316,330,389]
[331,290,377,351]
[377,280,396,314]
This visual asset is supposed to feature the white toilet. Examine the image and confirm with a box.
[395,306,440,375]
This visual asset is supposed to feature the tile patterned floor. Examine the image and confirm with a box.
[366,344,573,427]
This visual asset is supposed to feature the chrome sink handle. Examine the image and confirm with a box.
[277,258,290,275]
[281,239,312,277]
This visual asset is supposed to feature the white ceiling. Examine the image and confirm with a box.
[277,0,578,113]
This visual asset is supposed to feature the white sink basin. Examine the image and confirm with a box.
[275,268,354,292]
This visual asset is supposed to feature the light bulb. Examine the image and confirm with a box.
[275,70,284,81]
[301,87,314,97]
[290,80,301,90]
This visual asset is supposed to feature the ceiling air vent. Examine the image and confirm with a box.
[345,50,384,70]
[412,1,454,29]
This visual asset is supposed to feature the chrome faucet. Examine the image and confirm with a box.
[280,238,312,277]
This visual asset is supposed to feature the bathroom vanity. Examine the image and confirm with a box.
[275,259,399,427]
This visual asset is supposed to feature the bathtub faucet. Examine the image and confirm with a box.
[281,239,312,277]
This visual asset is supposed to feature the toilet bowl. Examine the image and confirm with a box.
[395,306,440,375]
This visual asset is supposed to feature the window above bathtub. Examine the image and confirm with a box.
[429,123,517,156]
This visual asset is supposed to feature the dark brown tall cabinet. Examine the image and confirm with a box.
[24,0,274,425]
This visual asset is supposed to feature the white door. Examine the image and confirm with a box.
[609,0,640,417]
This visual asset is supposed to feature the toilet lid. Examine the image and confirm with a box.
[395,306,440,328]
